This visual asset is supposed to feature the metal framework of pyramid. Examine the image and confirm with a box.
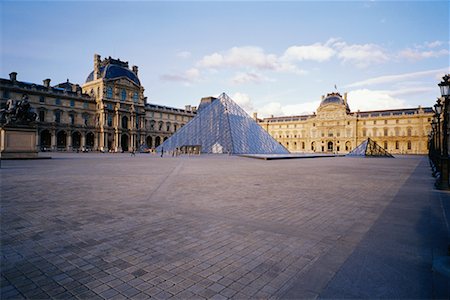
[156,93,289,155]
[346,138,394,157]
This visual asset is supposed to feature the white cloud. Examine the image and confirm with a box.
[282,43,335,62]
[160,68,200,84]
[231,72,273,84]
[347,89,407,111]
[335,43,389,68]
[231,92,255,114]
[176,51,191,59]
[345,68,449,88]
[425,40,443,48]
[399,48,449,61]
[258,102,284,118]
[256,100,320,118]
[197,46,277,70]
[196,46,305,74]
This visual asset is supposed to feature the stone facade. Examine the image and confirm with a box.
[0,55,196,152]
[258,92,434,155]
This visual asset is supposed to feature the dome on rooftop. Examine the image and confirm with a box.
[319,92,350,111]
[85,58,140,86]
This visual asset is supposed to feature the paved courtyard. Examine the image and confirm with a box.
[1,153,449,299]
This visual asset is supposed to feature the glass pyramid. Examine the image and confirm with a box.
[156,93,289,155]
[346,138,394,157]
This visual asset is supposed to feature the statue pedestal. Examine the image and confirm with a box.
[0,125,38,159]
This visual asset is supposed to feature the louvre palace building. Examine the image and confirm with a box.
[0,54,434,155]
[257,92,434,155]
[0,54,196,152]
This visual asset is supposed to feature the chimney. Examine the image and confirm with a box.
[43,78,51,88]
[321,95,325,100]
[343,92,348,106]
[270,114,274,118]
[132,65,138,76]
[253,112,258,120]
[185,105,191,111]
[9,72,17,82]
[94,54,101,80]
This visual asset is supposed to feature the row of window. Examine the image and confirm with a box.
[148,111,189,122]
[106,86,139,102]
[271,118,426,129]
[39,110,90,126]
[285,140,416,151]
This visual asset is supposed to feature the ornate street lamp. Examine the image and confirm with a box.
[436,74,450,190]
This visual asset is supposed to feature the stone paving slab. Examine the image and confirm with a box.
[0,153,448,299]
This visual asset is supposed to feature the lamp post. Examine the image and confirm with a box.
[437,74,450,190]
[431,121,437,171]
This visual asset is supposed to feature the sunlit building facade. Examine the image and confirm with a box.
[0,54,196,152]
[258,92,434,155]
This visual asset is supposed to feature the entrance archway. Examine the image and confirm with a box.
[40,130,51,150]
[121,134,129,152]
[345,141,351,151]
[72,131,81,150]
[327,141,333,152]
[56,131,67,150]
[155,136,161,147]
[86,132,95,149]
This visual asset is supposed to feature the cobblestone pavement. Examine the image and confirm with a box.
[0,153,447,299]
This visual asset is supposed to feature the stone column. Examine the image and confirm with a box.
[115,110,120,152]
[67,132,72,152]
[36,130,41,151]
[94,132,98,150]
[81,132,86,150]
[51,130,56,151]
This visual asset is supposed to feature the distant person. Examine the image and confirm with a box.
[131,148,136,157]
[161,147,164,157]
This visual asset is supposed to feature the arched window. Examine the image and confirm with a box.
[39,110,45,122]
[395,141,399,149]
[384,141,388,149]
[106,86,113,98]
[122,116,128,129]
[407,128,412,136]
[133,92,139,102]
[54,111,61,123]
[121,89,127,101]
[345,141,351,151]
[407,141,412,150]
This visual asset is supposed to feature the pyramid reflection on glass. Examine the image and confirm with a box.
[346,138,394,157]
[156,93,289,154]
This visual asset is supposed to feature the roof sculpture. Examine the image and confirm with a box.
[156,93,289,155]
[346,138,394,157]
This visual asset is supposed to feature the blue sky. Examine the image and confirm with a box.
[1,1,449,117]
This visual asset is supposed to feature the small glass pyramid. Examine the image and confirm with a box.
[156,93,289,154]
[347,138,394,157]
